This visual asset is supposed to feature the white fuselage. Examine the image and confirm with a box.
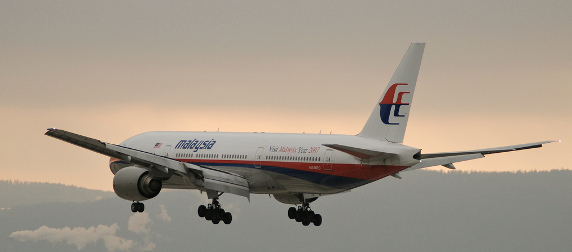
[110,131,420,195]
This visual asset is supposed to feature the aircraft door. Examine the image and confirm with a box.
[324,149,334,171]
[163,145,172,157]
[254,147,264,168]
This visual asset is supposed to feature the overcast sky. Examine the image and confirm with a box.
[1,0,569,190]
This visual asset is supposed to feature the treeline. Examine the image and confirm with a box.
[0,180,113,208]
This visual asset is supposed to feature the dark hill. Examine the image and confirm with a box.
[1,170,571,252]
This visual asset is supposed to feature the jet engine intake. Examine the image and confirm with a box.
[113,166,162,201]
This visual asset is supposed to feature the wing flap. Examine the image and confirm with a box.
[195,164,250,198]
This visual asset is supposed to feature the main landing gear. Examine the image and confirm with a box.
[197,198,232,224]
[288,202,322,226]
[131,202,145,213]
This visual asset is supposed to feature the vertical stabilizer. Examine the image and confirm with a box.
[358,43,425,143]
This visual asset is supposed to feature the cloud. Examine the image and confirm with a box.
[127,213,156,250]
[141,238,157,251]
[157,204,172,222]
[9,224,133,251]
[127,213,151,235]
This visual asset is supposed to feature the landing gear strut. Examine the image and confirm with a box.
[197,198,232,224]
[288,199,322,226]
[131,202,144,213]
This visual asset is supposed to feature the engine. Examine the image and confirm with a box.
[113,166,162,201]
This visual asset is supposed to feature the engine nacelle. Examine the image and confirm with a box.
[113,166,162,202]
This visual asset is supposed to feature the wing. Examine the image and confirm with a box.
[45,128,250,199]
[407,141,555,171]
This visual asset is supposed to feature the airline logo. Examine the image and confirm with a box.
[175,139,216,152]
[379,83,410,125]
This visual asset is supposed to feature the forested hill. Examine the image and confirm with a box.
[0,180,114,208]
[1,170,571,252]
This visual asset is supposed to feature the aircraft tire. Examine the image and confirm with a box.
[307,210,315,219]
[197,205,206,217]
[302,220,311,226]
[223,212,232,224]
[313,214,322,226]
[131,203,138,213]
[288,207,296,219]
[295,212,303,222]
[205,209,213,220]
[137,203,144,213]
[212,216,220,224]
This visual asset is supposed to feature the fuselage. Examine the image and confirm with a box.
[110,131,421,195]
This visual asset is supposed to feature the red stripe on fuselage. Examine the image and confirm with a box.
[176,159,407,181]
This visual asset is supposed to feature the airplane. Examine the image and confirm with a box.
[45,43,553,226]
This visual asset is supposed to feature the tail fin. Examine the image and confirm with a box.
[358,43,425,143]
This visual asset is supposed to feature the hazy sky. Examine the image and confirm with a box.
[1,0,570,190]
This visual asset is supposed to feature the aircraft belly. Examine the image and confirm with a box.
[212,165,348,194]
[198,163,400,194]
[112,158,406,194]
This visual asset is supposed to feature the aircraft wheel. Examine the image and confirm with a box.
[288,207,296,219]
[302,220,311,226]
[205,209,213,220]
[223,212,232,224]
[307,210,315,219]
[131,203,144,212]
[295,212,303,222]
[313,214,322,226]
[198,205,206,218]
[212,216,220,224]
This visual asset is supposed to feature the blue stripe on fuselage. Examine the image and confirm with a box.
[192,161,367,189]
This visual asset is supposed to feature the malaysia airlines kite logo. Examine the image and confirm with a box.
[379,83,410,125]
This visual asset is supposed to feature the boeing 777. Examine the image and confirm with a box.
[46,43,553,226]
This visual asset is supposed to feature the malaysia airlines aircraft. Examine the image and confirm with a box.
[46,43,553,226]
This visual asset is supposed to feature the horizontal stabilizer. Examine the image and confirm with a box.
[322,144,397,159]
[406,153,484,171]
[420,141,554,159]
[406,141,555,171]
